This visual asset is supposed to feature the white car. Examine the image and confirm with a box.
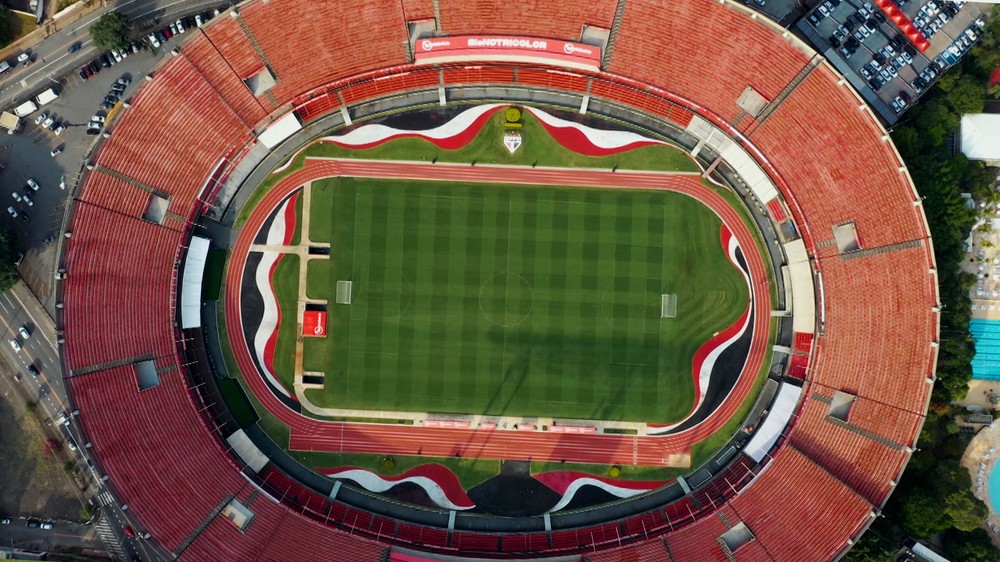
[41,117,54,129]
[9,339,21,352]
[34,111,48,125]
[18,325,29,339]
[54,123,66,135]
[176,18,186,33]
[16,53,30,65]
[21,193,32,207]
[147,33,161,48]
[92,114,106,124]
[111,49,122,63]
[11,192,22,203]
[6,207,17,219]
[26,179,40,191]
[40,523,52,530]
[195,14,203,27]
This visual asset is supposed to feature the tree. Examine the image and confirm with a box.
[0,5,11,49]
[898,489,951,537]
[90,11,131,51]
[946,76,987,115]
[947,529,1000,562]
[944,490,989,532]
[0,227,18,293]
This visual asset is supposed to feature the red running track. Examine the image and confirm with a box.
[225,158,772,467]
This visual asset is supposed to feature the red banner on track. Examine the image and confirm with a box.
[303,310,327,337]
[414,35,601,72]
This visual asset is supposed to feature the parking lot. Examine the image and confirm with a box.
[796,0,987,124]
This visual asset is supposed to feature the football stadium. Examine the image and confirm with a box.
[57,0,939,560]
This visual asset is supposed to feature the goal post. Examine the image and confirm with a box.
[661,294,677,318]
[336,280,353,304]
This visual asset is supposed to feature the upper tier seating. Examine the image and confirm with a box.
[96,56,250,218]
[750,66,926,253]
[609,0,811,123]
[812,246,936,414]
[70,366,247,553]
[437,0,616,38]
[62,205,181,369]
[237,0,410,105]
[729,447,873,561]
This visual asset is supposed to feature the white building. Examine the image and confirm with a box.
[959,114,1000,166]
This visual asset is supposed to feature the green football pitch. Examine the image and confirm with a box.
[298,176,749,424]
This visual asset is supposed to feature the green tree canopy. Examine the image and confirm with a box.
[947,529,1000,562]
[89,11,131,51]
[0,227,18,293]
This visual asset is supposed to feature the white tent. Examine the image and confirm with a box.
[960,114,1000,163]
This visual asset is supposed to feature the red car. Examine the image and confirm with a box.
[123,525,135,538]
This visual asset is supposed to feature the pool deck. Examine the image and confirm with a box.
[960,420,1000,546]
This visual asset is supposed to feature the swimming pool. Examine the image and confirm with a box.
[990,461,1000,512]
[971,319,1000,380]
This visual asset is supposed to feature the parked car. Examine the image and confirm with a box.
[16,52,31,65]
[51,145,63,157]
[34,111,47,125]
[78,67,89,80]
[26,179,40,191]
[21,193,32,207]
[1,518,9,525]
[92,114,106,124]
[11,192,22,204]
[175,18,186,33]
[41,117,54,129]
[54,123,66,135]
[124,526,136,538]
[6,207,17,219]
[40,522,53,530]
[118,76,131,86]
[148,33,161,48]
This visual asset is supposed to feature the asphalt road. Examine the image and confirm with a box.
[0,0,229,104]
[0,518,104,553]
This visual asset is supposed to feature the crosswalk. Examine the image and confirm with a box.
[98,491,115,506]
[96,516,127,560]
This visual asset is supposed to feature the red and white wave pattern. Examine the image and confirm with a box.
[322,104,505,150]
[648,225,753,433]
[322,464,475,511]
[253,193,299,399]
[321,104,664,156]
[526,106,665,156]
[535,471,665,513]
